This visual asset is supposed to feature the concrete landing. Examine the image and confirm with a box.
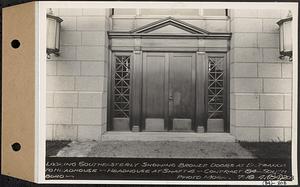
[56,141,254,158]
[49,140,290,159]
[101,132,236,142]
[55,133,242,158]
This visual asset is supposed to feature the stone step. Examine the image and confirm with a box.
[101,132,236,142]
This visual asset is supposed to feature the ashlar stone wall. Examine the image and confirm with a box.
[230,9,293,142]
[46,8,110,141]
[45,8,293,142]
[112,9,229,32]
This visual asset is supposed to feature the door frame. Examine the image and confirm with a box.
[108,17,231,132]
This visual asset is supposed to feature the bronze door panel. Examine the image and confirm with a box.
[142,53,168,131]
[142,52,196,131]
[169,53,196,131]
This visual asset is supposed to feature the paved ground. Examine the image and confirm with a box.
[55,141,256,158]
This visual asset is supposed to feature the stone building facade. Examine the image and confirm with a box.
[46,8,293,142]
[230,10,292,142]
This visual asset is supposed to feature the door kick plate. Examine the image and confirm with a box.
[173,118,191,130]
[145,118,165,131]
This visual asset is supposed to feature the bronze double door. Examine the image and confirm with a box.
[142,52,199,131]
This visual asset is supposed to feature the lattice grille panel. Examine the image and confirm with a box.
[208,56,225,119]
[113,55,131,118]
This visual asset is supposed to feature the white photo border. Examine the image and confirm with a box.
[37,1,299,185]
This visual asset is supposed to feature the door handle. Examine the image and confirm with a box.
[169,88,174,101]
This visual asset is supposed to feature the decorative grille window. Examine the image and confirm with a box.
[113,55,131,118]
[208,56,225,119]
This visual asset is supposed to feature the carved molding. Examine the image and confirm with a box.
[108,17,231,39]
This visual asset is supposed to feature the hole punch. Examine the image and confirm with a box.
[11,39,21,49]
[11,142,21,152]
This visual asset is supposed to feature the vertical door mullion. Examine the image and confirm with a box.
[224,53,229,132]
[110,54,116,131]
[141,52,147,131]
[131,51,142,131]
[129,53,133,130]
[204,53,209,131]
[166,53,171,130]
[195,52,206,132]
[191,53,196,131]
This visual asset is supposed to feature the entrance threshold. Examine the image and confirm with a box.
[101,132,236,142]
